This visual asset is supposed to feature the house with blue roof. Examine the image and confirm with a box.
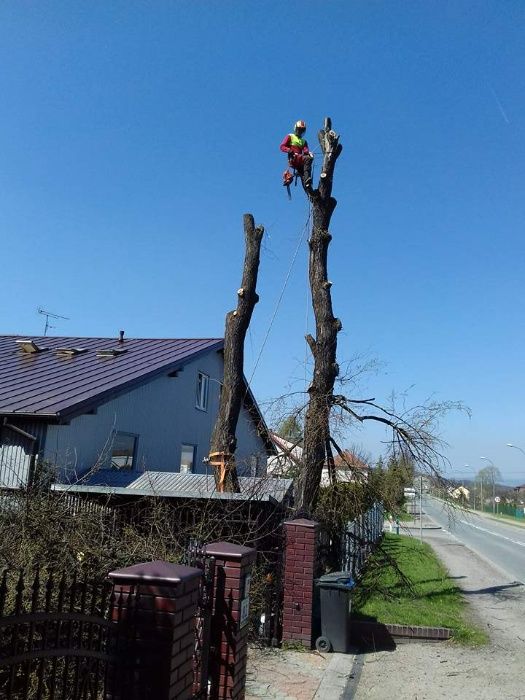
[0,333,275,491]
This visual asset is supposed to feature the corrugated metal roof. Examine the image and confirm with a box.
[0,335,223,418]
[52,469,293,503]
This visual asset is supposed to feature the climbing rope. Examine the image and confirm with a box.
[245,204,312,393]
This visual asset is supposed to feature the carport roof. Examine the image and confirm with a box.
[52,469,293,504]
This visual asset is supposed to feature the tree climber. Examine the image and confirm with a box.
[280,120,314,193]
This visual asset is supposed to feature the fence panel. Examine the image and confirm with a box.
[341,503,384,578]
[256,549,283,647]
[183,542,216,699]
[0,570,117,700]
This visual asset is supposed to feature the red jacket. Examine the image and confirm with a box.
[280,133,311,157]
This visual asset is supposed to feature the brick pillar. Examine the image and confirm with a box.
[282,518,320,648]
[204,541,257,700]
[108,560,202,700]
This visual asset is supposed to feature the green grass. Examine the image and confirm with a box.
[352,534,488,646]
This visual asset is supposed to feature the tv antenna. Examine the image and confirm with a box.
[37,307,69,336]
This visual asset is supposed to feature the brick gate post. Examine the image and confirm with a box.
[108,560,202,700]
[204,541,257,700]
[282,518,320,648]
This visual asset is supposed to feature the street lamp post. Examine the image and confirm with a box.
[506,443,525,457]
[464,464,478,511]
[480,456,496,514]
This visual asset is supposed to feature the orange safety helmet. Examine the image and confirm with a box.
[294,120,306,131]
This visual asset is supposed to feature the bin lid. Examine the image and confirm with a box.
[315,571,355,590]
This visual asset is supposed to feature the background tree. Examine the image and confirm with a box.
[475,464,502,509]
[381,455,415,509]
[276,414,303,445]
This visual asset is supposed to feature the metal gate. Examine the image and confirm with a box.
[183,543,215,699]
[0,569,117,699]
[0,558,218,700]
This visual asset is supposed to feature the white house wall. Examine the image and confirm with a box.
[44,350,268,481]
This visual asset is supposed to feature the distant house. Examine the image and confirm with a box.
[328,449,370,485]
[0,335,274,489]
[450,485,470,501]
[267,436,369,485]
[266,433,302,477]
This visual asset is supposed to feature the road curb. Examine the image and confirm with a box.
[341,650,364,699]
[313,652,356,699]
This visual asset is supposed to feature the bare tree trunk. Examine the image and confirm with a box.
[209,213,264,492]
[295,118,343,514]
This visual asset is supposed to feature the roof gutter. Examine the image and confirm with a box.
[0,412,60,423]
[2,418,38,442]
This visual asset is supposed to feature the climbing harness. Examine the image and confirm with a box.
[282,155,315,199]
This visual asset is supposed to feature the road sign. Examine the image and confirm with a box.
[494,496,501,503]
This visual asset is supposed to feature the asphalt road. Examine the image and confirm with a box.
[423,495,525,582]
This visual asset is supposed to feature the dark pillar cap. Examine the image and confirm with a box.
[204,541,256,560]
[108,560,202,585]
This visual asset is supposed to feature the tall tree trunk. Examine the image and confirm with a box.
[209,213,264,492]
[295,118,343,514]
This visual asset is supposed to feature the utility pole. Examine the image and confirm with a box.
[480,476,483,513]
[419,475,423,543]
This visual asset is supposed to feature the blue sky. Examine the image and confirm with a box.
[1,2,524,483]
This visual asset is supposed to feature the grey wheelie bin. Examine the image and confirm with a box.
[314,572,355,653]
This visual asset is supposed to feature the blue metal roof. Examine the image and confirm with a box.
[0,335,223,419]
[53,469,293,504]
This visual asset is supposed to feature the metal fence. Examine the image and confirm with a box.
[341,503,384,577]
[183,543,215,699]
[0,560,217,700]
[0,569,117,700]
[478,502,525,519]
[317,503,384,578]
[255,549,284,647]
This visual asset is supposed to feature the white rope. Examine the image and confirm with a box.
[246,205,312,391]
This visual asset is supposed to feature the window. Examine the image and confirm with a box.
[110,432,137,470]
[180,444,196,474]
[196,372,209,411]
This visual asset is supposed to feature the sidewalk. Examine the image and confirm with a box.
[245,646,356,700]
[354,510,525,699]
